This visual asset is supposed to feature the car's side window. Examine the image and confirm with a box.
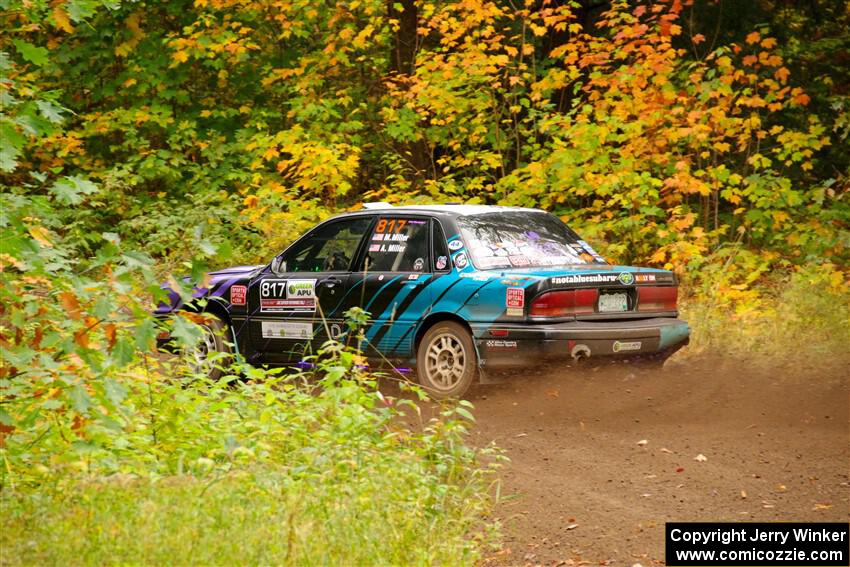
[432,219,451,272]
[363,217,430,272]
[282,217,372,272]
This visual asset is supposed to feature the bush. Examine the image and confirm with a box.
[0,191,500,564]
[681,261,850,368]
[2,352,500,565]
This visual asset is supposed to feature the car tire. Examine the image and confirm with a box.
[416,321,477,399]
[188,314,233,381]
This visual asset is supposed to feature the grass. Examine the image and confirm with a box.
[1,347,500,566]
[681,264,850,370]
[2,466,491,566]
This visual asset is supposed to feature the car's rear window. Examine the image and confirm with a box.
[457,211,607,269]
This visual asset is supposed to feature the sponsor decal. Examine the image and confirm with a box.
[509,255,530,267]
[407,274,420,280]
[378,274,385,281]
[486,339,518,350]
[635,274,656,282]
[552,273,619,285]
[550,272,635,286]
[454,252,468,269]
[413,257,425,271]
[261,321,313,339]
[460,272,490,280]
[448,240,464,251]
[617,272,635,285]
[287,280,315,298]
[477,256,509,269]
[229,285,247,305]
[506,287,524,309]
[330,323,343,339]
[506,289,524,316]
[436,255,448,270]
[612,340,641,353]
[260,279,317,312]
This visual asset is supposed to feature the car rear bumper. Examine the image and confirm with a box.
[472,317,690,368]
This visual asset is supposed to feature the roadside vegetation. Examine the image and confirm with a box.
[1,0,848,563]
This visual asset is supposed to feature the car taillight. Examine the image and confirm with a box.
[529,289,598,317]
[637,286,678,312]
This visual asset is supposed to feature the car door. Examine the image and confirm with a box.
[342,215,439,358]
[246,216,374,363]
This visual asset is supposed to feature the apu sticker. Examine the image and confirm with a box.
[261,321,313,339]
[448,240,464,251]
[454,252,468,269]
[229,285,247,305]
[260,279,317,312]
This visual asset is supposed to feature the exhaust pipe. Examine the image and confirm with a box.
[570,344,591,362]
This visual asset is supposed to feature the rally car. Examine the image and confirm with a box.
[156,204,689,398]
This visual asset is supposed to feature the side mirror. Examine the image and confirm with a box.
[270,256,286,276]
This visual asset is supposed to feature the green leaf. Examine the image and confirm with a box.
[36,100,65,124]
[70,385,92,414]
[170,316,202,347]
[50,176,98,205]
[135,318,157,351]
[112,338,135,366]
[0,122,24,172]
[0,406,14,426]
[12,40,48,66]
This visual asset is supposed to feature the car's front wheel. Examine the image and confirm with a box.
[416,321,477,399]
[188,314,232,381]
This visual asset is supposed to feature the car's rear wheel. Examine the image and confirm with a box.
[188,315,232,381]
[416,321,477,399]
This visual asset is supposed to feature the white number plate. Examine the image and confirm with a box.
[598,292,628,312]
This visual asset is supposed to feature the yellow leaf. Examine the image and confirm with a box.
[173,50,189,63]
[53,6,75,33]
[28,226,53,247]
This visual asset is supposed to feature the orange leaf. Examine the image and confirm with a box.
[74,328,90,349]
[760,37,777,49]
[104,323,117,349]
[691,33,705,45]
[745,31,760,45]
[793,92,811,106]
[58,292,82,321]
[774,67,790,82]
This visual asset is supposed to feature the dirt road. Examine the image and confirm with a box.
[467,356,849,565]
